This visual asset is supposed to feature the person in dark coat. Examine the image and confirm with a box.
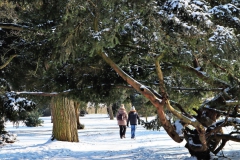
[116,104,128,139]
[127,106,140,139]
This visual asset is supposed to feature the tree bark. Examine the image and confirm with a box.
[51,96,79,142]
[95,106,98,114]
[108,104,114,120]
[74,102,82,129]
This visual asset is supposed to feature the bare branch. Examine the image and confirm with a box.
[210,60,240,84]
[204,107,240,117]
[206,107,231,137]
[225,100,240,106]
[0,55,17,70]
[179,64,230,88]
[0,23,29,31]
[15,90,72,96]
[171,87,223,92]
[170,100,193,119]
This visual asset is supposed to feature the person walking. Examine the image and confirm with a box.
[116,104,128,139]
[127,106,140,139]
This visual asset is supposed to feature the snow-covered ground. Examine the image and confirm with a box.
[0,114,239,160]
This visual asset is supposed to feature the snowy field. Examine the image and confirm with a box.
[0,114,239,160]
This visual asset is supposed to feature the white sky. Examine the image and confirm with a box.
[0,114,239,160]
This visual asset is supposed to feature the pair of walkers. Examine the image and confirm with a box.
[116,104,140,139]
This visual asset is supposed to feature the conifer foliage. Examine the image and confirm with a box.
[0,0,240,159]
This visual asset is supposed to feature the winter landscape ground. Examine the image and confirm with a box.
[0,114,239,160]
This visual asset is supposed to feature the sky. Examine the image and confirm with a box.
[0,114,239,160]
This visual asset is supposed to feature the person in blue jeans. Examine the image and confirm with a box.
[127,106,140,139]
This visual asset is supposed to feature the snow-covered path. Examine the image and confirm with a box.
[0,114,239,160]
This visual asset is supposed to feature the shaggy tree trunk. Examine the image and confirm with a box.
[51,96,79,142]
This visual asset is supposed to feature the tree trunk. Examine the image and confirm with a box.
[74,102,81,129]
[74,102,84,129]
[108,104,114,120]
[50,102,53,123]
[95,106,98,114]
[51,96,79,142]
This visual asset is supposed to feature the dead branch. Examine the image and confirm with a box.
[0,55,17,70]
[210,60,240,84]
[170,100,193,118]
[171,87,223,92]
[206,107,231,137]
[179,64,230,88]
[15,90,71,96]
[0,23,29,31]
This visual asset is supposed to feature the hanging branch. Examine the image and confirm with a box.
[225,100,240,106]
[203,107,240,118]
[210,60,240,84]
[0,23,29,31]
[171,87,223,92]
[170,100,193,119]
[15,90,72,96]
[206,107,231,137]
[0,55,17,70]
[176,63,230,88]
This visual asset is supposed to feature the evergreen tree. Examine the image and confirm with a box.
[1,0,240,158]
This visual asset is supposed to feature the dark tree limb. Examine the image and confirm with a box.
[15,90,71,96]
[177,64,230,88]
[171,87,223,92]
[184,131,208,153]
[210,60,240,84]
[215,133,240,142]
[204,107,240,118]
[0,23,29,31]
[0,55,17,70]
[170,100,193,119]
[206,107,231,137]
[212,139,227,155]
